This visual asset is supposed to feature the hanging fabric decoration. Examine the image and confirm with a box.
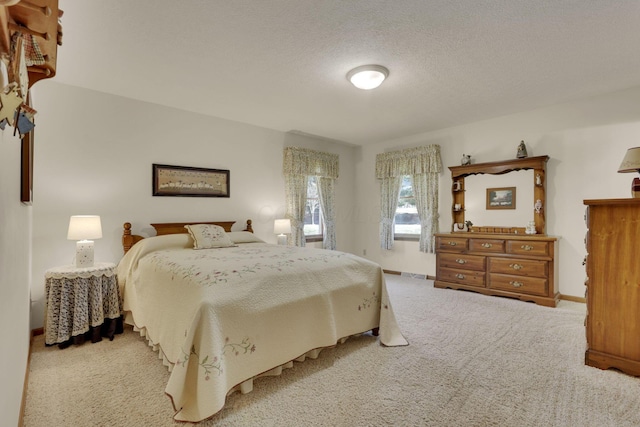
[0,83,23,126]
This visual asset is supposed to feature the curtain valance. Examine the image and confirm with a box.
[283,147,339,178]
[375,145,442,179]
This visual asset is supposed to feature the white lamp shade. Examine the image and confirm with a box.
[618,147,640,173]
[67,215,103,241]
[347,65,389,90]
[274,219,292,235]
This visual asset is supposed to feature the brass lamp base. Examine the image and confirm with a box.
[632,177,640,198]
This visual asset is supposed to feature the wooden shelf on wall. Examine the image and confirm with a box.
[1,0,63,87]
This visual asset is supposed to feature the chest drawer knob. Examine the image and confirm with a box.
[520,245,534,251]
[509,280,524,288]
[481,243,493,248]
[456,273,465,279]
[509,263,523,271]
[448,241,457,246]
[455,258,466,264]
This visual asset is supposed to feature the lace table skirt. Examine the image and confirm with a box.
[44,262,122,348]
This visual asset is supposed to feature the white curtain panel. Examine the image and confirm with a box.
[284,173,307,246]
[317,177,337,250]
[379,176,402,250]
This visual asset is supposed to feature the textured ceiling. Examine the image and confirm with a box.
[54,1,640,146]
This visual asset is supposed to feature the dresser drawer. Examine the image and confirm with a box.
[506,240,549,256]
[440,267,485,287]
[488,258,548,278]
[437,236,468,252]
[488,273,547,296]
[469,238,505,253]
[439,253,485,272]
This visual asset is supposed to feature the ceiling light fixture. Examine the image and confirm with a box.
[346,65,389,90]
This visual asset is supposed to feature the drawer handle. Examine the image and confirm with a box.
[521,245,534,251]
[455,259,466,264]
[455,273,465,279]
[510,281,524,288]
[509,263,523,271]
[448,241,457,246]
[481,243,493,248]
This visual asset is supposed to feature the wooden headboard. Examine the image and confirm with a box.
[122,219,253,254]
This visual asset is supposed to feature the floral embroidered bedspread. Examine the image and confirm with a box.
[117,234,407,422]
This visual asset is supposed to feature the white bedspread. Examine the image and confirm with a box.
[117,234,407,422]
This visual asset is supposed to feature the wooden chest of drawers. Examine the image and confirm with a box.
[583,199,640,376]
[434,233,559,307]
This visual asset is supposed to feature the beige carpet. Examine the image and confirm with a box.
[24,275,640,426]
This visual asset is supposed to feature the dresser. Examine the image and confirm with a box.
[583,198,640,376]
[434,233,559,307]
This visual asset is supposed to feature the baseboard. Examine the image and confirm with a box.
[19,329,39,426]
[383,270,434,280]
[382,269,587,304]
[559,294,586,304]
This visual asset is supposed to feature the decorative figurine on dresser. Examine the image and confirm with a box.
[583,198,640,376]
[435,155,559,307]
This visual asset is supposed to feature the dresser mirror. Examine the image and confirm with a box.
[450,156,548,234]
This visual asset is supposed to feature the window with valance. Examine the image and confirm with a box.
[283,147,339,249]
[375,145,442,252]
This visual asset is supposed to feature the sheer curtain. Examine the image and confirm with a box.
[317,177,337,250]
[283,147,339,248]
[378,176,402,250]
[375,145,442,252]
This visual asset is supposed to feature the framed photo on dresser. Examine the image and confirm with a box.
[486,187,516,210]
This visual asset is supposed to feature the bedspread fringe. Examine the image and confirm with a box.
[132,324,176,372]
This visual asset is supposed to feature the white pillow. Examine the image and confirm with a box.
[184,224,235,249]
[226,231,265,244]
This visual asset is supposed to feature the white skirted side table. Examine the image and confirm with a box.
[44,262,123,349]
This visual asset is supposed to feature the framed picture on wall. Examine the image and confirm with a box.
[152,164,230,197]
[486,187,516,210]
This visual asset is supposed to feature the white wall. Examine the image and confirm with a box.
[29,82,357,329]
[0,129,32,426]
[354,86,640,298]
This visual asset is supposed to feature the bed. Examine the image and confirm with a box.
[117,219,408,422]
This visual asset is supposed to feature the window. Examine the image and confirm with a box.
[394,175,420,238]
[304,176,323,240]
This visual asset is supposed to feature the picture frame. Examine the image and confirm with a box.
[152,164,230,197]
[20,131,33,205]
[486,187,516,210]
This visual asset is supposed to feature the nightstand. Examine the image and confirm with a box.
[44,262,123,349]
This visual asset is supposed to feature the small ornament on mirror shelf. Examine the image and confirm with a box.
[525,221,537,234]
[461,154,471,165]
[517,141,528,158]
[535,199,543,214]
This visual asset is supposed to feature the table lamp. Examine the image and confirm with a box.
[67,215,102,267]
[617,147,640,198]
[273,219,291,245]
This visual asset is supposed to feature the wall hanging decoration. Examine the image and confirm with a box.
[152,164,230,197]
[486,187,516,210]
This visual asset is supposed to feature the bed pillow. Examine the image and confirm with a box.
[226,231,265,244]
[184,224,235,249]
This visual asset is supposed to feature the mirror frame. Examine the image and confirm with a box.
[450,155,549,234]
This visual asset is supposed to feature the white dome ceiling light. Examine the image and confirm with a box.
[346,65,389,90]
